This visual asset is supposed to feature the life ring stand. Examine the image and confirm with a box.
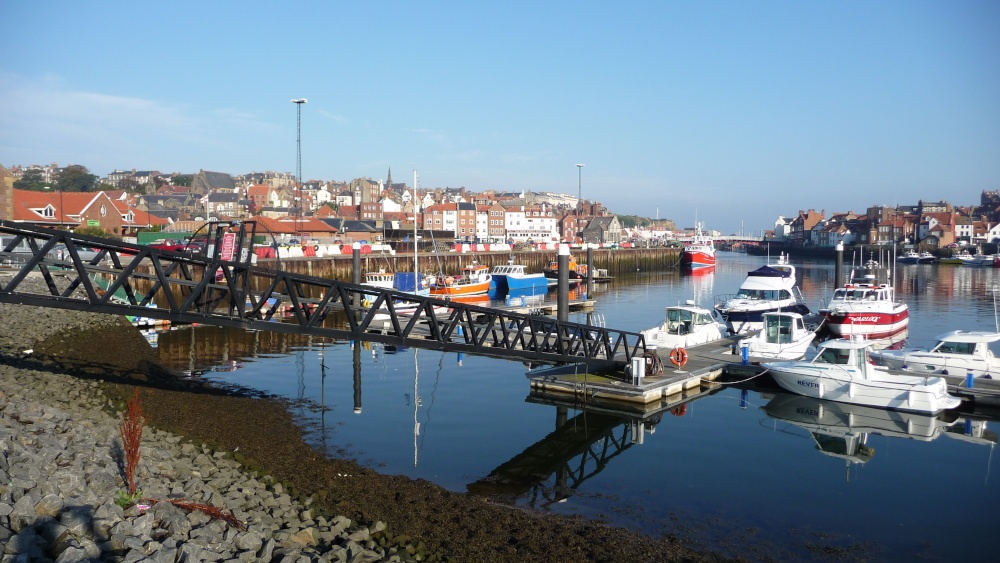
[670,404,688,416]
[670,346,688,368]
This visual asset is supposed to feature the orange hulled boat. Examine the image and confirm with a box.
[429,262,493,297]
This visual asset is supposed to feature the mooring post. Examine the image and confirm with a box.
[557,243,569,322]
[835,240,844,290]
[586,245,594,297]
[353,340,362,414]
[352,241,361,309]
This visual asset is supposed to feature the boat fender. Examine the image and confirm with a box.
[445,276,454,285]
[670,347,688,368]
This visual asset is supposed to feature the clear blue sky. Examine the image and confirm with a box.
[2,1,998,234]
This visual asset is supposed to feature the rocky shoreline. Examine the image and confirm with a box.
[0,273,731,562]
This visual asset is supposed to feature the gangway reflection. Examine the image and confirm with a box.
[760,392,997,481]
[467,383,723,508]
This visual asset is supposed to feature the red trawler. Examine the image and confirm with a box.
[680,222,716,269]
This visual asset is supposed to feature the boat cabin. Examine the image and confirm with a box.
[663,303,717,335]
[814,339,871,371]
[490,263,528,276]
[831,285,893,303]
[762,312,807,344]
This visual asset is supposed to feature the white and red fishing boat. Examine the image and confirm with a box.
[428,262,493,297]
[819,260,909,339]
[680,222,715,269]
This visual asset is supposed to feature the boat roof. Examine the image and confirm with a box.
[747,265,792,278]
[935,330,1000,344]
[817,337,874,350]
[665,301,711,314]
[762,311,805,319]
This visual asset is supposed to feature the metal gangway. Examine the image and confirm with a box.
[0,220,646,371]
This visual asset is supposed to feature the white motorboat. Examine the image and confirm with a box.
[763,336,961,414]
[869,330,1000,378]
[641,300,727,351]
[961,252,993,267]
[819,260,909,339]
[736,311,816,360]
[898,250,921,264]
[714,253,811,334]
[918,251,937,264]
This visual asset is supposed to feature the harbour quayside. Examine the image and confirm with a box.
[713,253,811,334]
[763,336,961,414]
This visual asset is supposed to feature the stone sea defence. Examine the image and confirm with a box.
[0,276,412,562]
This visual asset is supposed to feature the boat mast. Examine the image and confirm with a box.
[413,170,419,285]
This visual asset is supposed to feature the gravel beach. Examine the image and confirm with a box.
[0,272,732,562]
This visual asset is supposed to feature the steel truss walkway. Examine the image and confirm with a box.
[0,220,646,371]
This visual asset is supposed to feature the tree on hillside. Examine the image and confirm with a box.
[55,165,98,192]
[13,169,47,190]
[117,178,141,192]
[172,175,193,187]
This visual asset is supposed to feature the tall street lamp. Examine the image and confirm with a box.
[576,163,585,212]
[292,98,308,234]
[576,163,585,242]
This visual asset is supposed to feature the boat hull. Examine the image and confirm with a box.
[821,309,909,339]
[430,279,491,297]
[680,249,715,268]
[766,364,960,414]
[870,350,997,378]
[494,273,548,295]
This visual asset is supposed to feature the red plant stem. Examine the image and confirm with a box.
[119,388,144,496]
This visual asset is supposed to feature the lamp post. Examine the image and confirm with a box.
[576,164,585,212]
[576,163,585,242]
[292,98,308,235]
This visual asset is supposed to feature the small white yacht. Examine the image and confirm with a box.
[763,337,961,414]
[641,300,727,351]
[869,330,1000,378]
[736,311,816,360]
[714,254,811,334]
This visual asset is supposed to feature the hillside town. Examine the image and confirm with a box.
[2,162,997,251]
[1,163,641,247]
[767,193,1000,249]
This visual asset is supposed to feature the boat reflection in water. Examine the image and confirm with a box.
[760,392,996,479]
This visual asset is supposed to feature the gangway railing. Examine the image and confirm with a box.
[0,220,646,371]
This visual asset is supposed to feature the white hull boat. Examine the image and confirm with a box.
[764,337,961,414]
[641,300,727,351]
[737,311,816,360]
[869,330,1000,378]
[714,253,811,334]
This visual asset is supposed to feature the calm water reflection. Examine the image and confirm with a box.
[150,252,998,561]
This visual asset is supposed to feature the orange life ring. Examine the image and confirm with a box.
[670,347,688,367]
[670,404,688,416]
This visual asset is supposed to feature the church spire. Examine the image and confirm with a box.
[386,167,393,192]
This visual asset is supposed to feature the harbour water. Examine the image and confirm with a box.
[149,252,998,561]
